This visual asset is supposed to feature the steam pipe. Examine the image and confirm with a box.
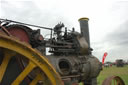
[79,17,90,48]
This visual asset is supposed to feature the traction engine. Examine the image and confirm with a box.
[0,18,102,85]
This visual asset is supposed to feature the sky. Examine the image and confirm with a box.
[0,0,128,62]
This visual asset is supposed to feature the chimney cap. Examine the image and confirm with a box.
[78,17,89,21]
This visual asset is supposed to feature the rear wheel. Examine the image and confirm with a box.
[0,33,63,85]
[102,76,125,85]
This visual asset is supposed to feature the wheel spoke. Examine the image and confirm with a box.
[12,61,36,85]
[29,73,44,85]
[0,50,14,82]
[114,79,115,85]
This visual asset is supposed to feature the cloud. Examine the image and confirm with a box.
[92,20,128,62]
[1,0,128,62]
[0,0,78,37]
[105,20,128,46]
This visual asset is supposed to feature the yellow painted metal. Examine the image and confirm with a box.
[78,17,89,21]
[12,61,36,85]
[29,73,44,85]
[0,50,15,83]
[0,34,63,85]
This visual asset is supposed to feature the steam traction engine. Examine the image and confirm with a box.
[0,18,102,85]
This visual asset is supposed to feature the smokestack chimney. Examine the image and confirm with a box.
[79,17,90,48]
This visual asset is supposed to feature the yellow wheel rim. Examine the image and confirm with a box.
[0,34,63,85]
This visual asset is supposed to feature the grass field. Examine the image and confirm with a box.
[97,65,128,85]
[79,65,128,85]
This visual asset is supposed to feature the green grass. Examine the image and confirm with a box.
[79,65,128,85]
[97,65,128,85]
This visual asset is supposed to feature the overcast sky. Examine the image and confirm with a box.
[0,0,128,62]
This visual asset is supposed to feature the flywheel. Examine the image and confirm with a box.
[0,33,63,85]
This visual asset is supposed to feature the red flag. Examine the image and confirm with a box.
[102,52,108,64]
